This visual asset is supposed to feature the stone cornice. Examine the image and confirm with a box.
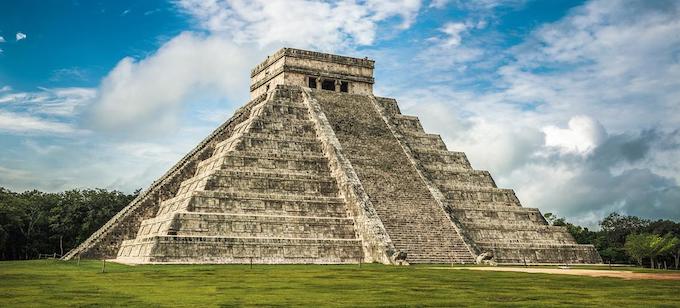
[251,48,374,77]
[250,65,374,92]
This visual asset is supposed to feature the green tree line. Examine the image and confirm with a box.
[0,187,138,260]
[545,212,680,269]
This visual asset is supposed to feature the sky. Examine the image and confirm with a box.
[1,0,679,228]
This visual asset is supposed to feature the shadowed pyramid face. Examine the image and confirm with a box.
[65,49,602,265]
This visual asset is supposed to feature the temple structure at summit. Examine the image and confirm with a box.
[63,48,602,265]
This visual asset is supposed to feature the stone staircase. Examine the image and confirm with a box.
[375,97,602,264]
[115,87,363,264]
[311,90,476,264]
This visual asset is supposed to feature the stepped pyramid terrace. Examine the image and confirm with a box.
[63,48,602,265]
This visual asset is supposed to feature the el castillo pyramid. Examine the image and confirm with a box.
[63,48,601,265]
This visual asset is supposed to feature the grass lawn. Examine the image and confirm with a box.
[1,260,679,307]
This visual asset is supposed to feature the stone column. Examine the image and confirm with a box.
[335,80,341,92]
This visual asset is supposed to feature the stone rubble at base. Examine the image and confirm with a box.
[63,48,602,265]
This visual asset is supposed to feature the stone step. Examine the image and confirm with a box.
[260,102,311,121]
[475,243,602,264]
[234,133,324,154]
[456,216,546,227]
[157,190,347,217]
[444,199,521,208]
[442,187,520,204]
[475,239,577,246]
[467,229,575,244]
[204,169,339,197]
[401,131,448,150]
[463,222,566,231]
[248,118,317,138]
[196,151,331,176]
[392,114,424,133]
[116,236,364,264]
[136,212,357,239]
[187,191,347,217]
[447,204,537,212]
[411,149,472,169]
[451,207,546,225]
[213,132,323,154]
[422,164,475,172]
[427,169,496,188]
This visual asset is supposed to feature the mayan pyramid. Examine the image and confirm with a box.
[63,48,601,264]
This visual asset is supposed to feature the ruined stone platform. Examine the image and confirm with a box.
[64,48,601,265]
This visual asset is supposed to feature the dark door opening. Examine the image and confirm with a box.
[340,81,349,92]
[321,79,335,91]
[308,77,317,89]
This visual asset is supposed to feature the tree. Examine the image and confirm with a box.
[625,233,680,269]
[652,234,679,269]
[598,213,651,264]
[672,238,680,270]
[624,233,655,266]
[0,187,137,260]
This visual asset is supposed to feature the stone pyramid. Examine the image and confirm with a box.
[64,48,601,264]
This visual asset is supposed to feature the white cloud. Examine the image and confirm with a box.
[0,86,10,92]
[0,110,81,135]
[16,32,27,41]
[543,115,606,155]
[440,22,468,47]
[504,0,680,132]
[87,32,260,132]
[0,87,96,116]
[0,36,5,43]
[176,0,422,50]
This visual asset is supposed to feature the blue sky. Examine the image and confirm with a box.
[1,0,679,228]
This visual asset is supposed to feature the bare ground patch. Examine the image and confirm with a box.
[436,266,680,280]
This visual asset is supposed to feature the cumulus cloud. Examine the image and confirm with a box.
[0,36,5,43]
[16,32,26,41]
[176,0,422,50]
[543,116,606,155]
[86,33,261,133]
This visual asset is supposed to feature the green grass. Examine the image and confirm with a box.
[1,260,679,307]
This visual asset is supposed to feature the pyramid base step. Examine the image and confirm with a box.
[117,236,364,264]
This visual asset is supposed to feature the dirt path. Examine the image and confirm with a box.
[435,266,680,280]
